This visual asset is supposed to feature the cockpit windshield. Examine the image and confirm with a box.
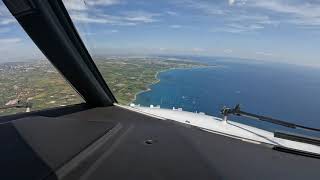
[0,1,84,116]
[60,0,320,133]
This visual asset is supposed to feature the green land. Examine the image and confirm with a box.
[0,56,207,116]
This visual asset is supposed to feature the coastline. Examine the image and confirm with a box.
[131,65,211,105]
[131,68,164,104]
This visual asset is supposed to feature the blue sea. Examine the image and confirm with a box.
[135,56,320,136]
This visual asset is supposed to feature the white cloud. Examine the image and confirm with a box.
[228,0,247,6]
[229,0,235,5]
[179,0,320,31]
[229,14,279,26]
[230,23,264,30]
[241,0,320,27]
[80,29,118,36]
[180,0,228,15]
[124,16,155,23]
[85,0,120,6]
[63,0,121,10]
[248,1,318,17]
[212,23,264,33]
[255,51,273,56]
[122,11,160,23]
[63,0,87,10]
[70,12,111,23]
[0,18,15,25]
[68,10,159,26]
[65,0,160,26]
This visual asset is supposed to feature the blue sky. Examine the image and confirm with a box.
[0,0,320,66]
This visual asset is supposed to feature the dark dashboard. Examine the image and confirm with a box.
[1,105,319,180]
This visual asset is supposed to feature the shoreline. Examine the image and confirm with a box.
[130,65,212,105]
